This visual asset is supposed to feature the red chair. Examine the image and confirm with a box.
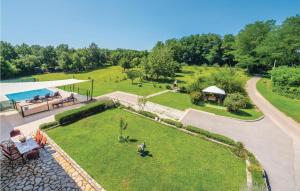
[38,136,47,149]
[35,129,42,144]
[10,129,21,137]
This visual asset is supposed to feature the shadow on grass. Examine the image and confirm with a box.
[230,110,252,117]
[129,138,138,143]
[140,151,153,158]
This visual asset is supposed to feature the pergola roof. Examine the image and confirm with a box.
[0,79,88,101]
[202,86,226,95]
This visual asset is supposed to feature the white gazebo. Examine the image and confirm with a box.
[202,86,226,103]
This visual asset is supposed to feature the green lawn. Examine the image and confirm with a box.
[47,109,246,191]
[34,65,249,97]
[34,66,167,96]
[149,92,263,120]
[257,78,300,123]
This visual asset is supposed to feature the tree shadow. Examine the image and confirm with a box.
[129,138,138,143]
[230,110,251,117]
[140,150,153,158]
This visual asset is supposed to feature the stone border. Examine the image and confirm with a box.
[45,134,105,191]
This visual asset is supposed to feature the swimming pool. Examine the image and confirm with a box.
[6,88,54,101]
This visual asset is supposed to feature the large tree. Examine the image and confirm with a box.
[145,45,180,79]
[234,20,275,73]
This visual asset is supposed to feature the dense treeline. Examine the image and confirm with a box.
[0,42,148,79]
[1,15,299,79]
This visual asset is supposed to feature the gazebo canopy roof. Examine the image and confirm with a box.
[202,86,226,95]
[0,79,88,101]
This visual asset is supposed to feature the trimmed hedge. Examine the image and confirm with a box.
[137,110,159,119]
[161,118,183,128]
[185,125,236,146]
[55,100,115,125]
[39,121,58,129]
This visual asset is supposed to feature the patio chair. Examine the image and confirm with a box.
[10,129,21,137]
[26,149,40,160]
[0,144,24,166]
[36,136,47,149]
[0,143,18,155]
[35,129,42,144]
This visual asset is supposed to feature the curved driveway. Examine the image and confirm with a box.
[181,77,300,191]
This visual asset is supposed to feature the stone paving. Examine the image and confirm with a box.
[0,141,102,191]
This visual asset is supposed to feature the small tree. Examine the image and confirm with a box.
[120,58,131,71]
[126,70,141,84]
[190,91,203,105]
[118,118,128,142]
[224,93,247,112]
[138,96,147,110]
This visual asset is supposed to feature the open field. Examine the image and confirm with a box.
[257,78,300,123]
[149,92,263,120]
[47,108,246,191]
[34,65,249,96]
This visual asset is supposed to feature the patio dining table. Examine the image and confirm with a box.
[11,136,39,155]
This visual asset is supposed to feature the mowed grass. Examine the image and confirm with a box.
[34,65,249,97]
[257,78,300,123]
[149,92,263,120]
[47,109,246,191]
[34,66,166,96]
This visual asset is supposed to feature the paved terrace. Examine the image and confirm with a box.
[0,140,102,191]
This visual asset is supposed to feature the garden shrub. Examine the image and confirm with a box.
[39,121,58,129]
[224,93,248,112]
[271,66,300,99]
[179,86,188,93]
[185,125,236,146]
[137,110,159,119]
[55,100,115,125]
[161,118,183,128]
[190,91,203,104]
[248,153,266,189]
[165,84,172,90]
[232,142,247,159]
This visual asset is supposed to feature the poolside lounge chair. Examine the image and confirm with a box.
[26,95,41,103]
[63,93,76,103]
[52,91,61,98]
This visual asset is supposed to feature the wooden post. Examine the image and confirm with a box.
[21,106,25,117]
[91,79,94,100]
[47,100,50,111]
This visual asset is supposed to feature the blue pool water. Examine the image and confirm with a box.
[6,88,54,101]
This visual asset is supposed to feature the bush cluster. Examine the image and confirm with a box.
[190,91,203,104]
[55,100,115,125]
[184,125,236,146]
[224,93,247,112]
[271,66,300,99]
[39,121,58,129]
[161,118,183,128]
